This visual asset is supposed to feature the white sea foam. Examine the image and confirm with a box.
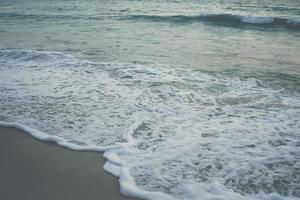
[0,49,299,200]
[0,121,113,151]
[240,16,274,24]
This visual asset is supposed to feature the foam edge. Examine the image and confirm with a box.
[0,121,175,200]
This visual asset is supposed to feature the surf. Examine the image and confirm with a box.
[1,49,300,200]
[124,13,300,30]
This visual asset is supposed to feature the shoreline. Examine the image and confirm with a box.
[0,125,140,200]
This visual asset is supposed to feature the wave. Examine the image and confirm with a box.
[0,12,107,21]
[0,12,81,21]
[125,13,300,30]
[1,49,300,200]
[2,11,299,31]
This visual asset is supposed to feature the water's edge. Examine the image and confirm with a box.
[1,121,298,200]
[1,49,299,200]
[0,121,174,200]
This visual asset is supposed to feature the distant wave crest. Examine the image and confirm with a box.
[125,13,300,30]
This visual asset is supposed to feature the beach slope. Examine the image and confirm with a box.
[0,126,139,200]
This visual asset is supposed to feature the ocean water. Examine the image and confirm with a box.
[0,0,300,200]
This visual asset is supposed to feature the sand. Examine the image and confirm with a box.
[0,125,140,200]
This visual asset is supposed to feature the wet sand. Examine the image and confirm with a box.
[0,125,140,200]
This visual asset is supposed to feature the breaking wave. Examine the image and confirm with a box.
[125,13,300,30]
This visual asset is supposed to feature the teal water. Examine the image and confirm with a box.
[0,1,300,200]
[0,0,300,73]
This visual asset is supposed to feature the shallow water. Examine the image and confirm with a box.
[1,49,300,200]
[0,0,300,200]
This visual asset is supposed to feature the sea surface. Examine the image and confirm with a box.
[0,0,300,200]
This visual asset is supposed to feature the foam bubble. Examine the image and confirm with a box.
[1,49,299,200]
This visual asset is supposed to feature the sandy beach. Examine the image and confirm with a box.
[0,125,140,200]
[1,0,299,199]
